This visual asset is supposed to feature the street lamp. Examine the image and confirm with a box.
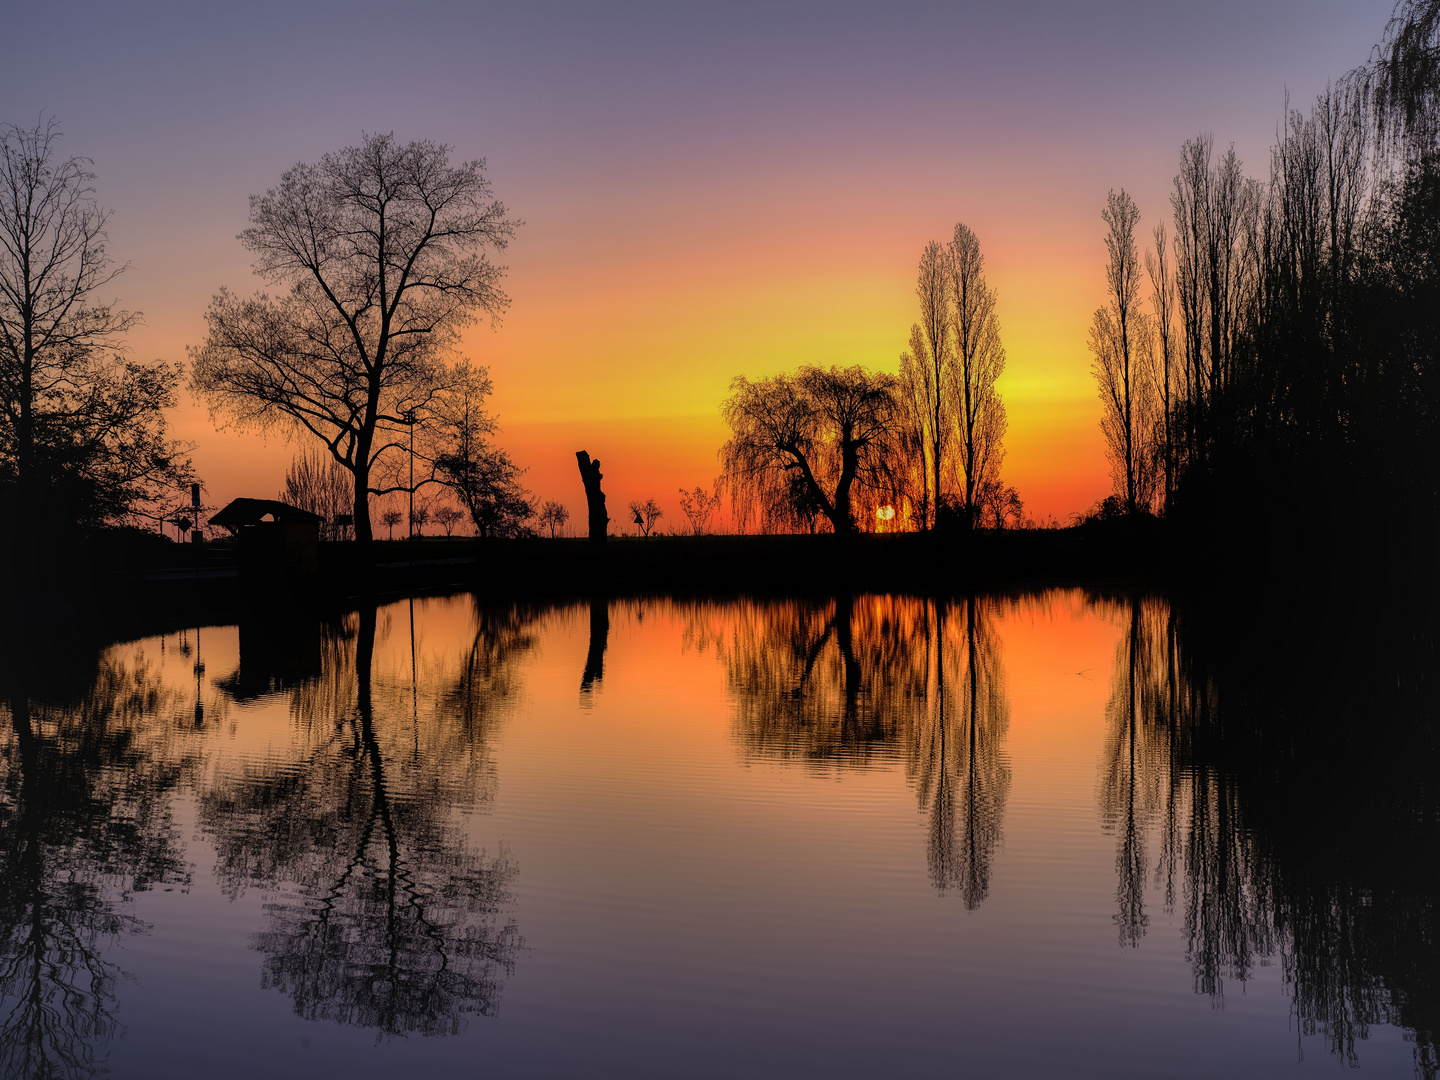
[402,410,417,540]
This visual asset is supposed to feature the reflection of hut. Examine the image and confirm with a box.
[209,499,321,587]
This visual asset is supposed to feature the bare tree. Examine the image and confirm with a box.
[433,504,463,536]
[381,508,402,540]
[282,446,353,539]
[1146,223,1177,511]
[0,118,192,558]
[912,242,950,526]
[629,498,663,537]
[897,335,933,530]
[537,500,569,538]
[1203,148,1261,404]
[1091,189,1156,514]
[190,132,518,552]
[1172,136,1211,464]
[409,505,431,536]
[677,485,721,535]
[977,479,1024,530]
[720,365,902,535]
[945,223,1008,527]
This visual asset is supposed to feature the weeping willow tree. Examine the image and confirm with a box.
[1364,0,1440,152]
[719,365,903,534]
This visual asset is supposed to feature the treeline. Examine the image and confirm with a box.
[1093,0,1440,555]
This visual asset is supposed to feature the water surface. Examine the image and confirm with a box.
[0,591,1431,1078]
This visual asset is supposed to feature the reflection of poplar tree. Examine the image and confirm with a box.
[908,597,1011,908]
[1095,595,1273,972]
[1097,600,1157,946]
[201,602,536,1036]
[0,656,192,1080]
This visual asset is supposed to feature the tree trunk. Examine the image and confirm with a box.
[829,444,859,535]
[14,348,37,597]
[576,451,609,544]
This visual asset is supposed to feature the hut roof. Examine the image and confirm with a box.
[209,498,322,532]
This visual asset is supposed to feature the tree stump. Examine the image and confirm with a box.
[575,451,609,544]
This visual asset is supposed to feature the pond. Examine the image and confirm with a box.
[0,590,1433,1078]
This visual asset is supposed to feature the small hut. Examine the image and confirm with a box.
[209,499,322,586]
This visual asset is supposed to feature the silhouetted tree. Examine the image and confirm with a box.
[1091,189,1157,514]
[909,242,950,527]
[537,500,568,537]
[629,497,662,537]
[946,224,1008,528]
[282,447,352,540]
[190,133,518,552]
[977,479,1023,530]
[381,508,402,539]
[433,504,463,536]
[677,486,720,535]
[0,119,193,575]
[1146,224,1178,510]
[895,343,934,530]
[433,364,532,537]
[720,365,903,534]
[1363,0,1440,151]
[575,452,609,542]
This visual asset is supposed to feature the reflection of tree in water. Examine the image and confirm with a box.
[201,599,539,1037]
[723,594,1010,905]
[0,649,194,1079]
[908,598,1010,906]
[1094,589,1439,1075]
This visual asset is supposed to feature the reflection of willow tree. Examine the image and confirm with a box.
[723,595,1010,905]
[0,651,192,1080]
[1094,590,1439,1075]
[200,600,539,1036]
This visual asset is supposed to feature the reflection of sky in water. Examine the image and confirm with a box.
[0,592,1425,1078]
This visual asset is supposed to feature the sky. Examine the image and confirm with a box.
[0,0,1398,529]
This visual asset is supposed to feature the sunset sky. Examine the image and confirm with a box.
[1,1,1394,528]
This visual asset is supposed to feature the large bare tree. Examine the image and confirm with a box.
[1091,189,1156,514]
[945,223,1007,527]
[190,132,518,548]
[720,365,902,535]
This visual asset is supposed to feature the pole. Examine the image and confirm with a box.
[408,415,415,541]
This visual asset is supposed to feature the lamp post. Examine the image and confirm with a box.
[403,410,417,541]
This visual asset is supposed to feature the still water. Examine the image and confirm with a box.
[0,591,1432,1078]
